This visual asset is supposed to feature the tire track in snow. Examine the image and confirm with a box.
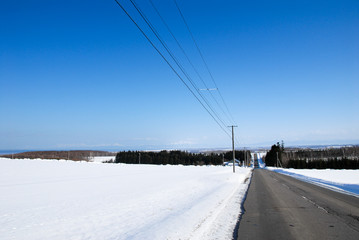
[188,170,253,240]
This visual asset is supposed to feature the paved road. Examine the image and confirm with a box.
[236,169,359,240]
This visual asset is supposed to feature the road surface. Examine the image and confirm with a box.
[236,169,359,239]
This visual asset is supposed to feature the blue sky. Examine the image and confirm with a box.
[1,0,358,151]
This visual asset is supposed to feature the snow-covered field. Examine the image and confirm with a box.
[0,158,252,240]
[268,167,359,197]
[90,156,116,163]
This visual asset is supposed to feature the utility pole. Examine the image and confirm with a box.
[139,152,141,164]
[228,125,238,173]
[276,152,283,168]
[244,147,247,167]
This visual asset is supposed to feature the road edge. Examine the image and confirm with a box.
[232,169,254,240]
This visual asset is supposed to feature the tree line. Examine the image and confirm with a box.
[112,150,250,166]
[263,142,284,167]
[284,146,359,161]
[287,158,359,169]
[264,142,359,169]
[1,150,115,161]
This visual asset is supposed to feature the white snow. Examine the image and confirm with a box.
[0,158,252,240]
[90,156,116,163]
[268,168,359,184]
[267,167,359,196]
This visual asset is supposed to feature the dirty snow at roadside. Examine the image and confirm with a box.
[268,167,359,196]
[0,158,252,240]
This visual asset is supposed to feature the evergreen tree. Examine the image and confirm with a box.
[265,142,282,166]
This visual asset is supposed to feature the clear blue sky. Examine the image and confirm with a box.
[1,0,358,151]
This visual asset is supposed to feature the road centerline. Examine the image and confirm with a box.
[236,169,359,240]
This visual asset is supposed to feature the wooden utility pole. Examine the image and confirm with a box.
[244,147,247,167]
[276,152,283,168]
[228,125,238,173]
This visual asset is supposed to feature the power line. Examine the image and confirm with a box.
[133,0,229,128]
[149,0,233,126]
[173,0,237,125]
[128,0,230,133]
[114,0,231,138]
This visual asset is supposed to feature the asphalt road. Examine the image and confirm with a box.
[236,169,359,240]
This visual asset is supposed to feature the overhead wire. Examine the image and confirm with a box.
[173,0,237,125]
[128,0,230,134]
[114,0,231,138]
[149,0,233,127]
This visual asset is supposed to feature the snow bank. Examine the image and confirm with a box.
[268,167,359,197]
[0,158,252,240]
